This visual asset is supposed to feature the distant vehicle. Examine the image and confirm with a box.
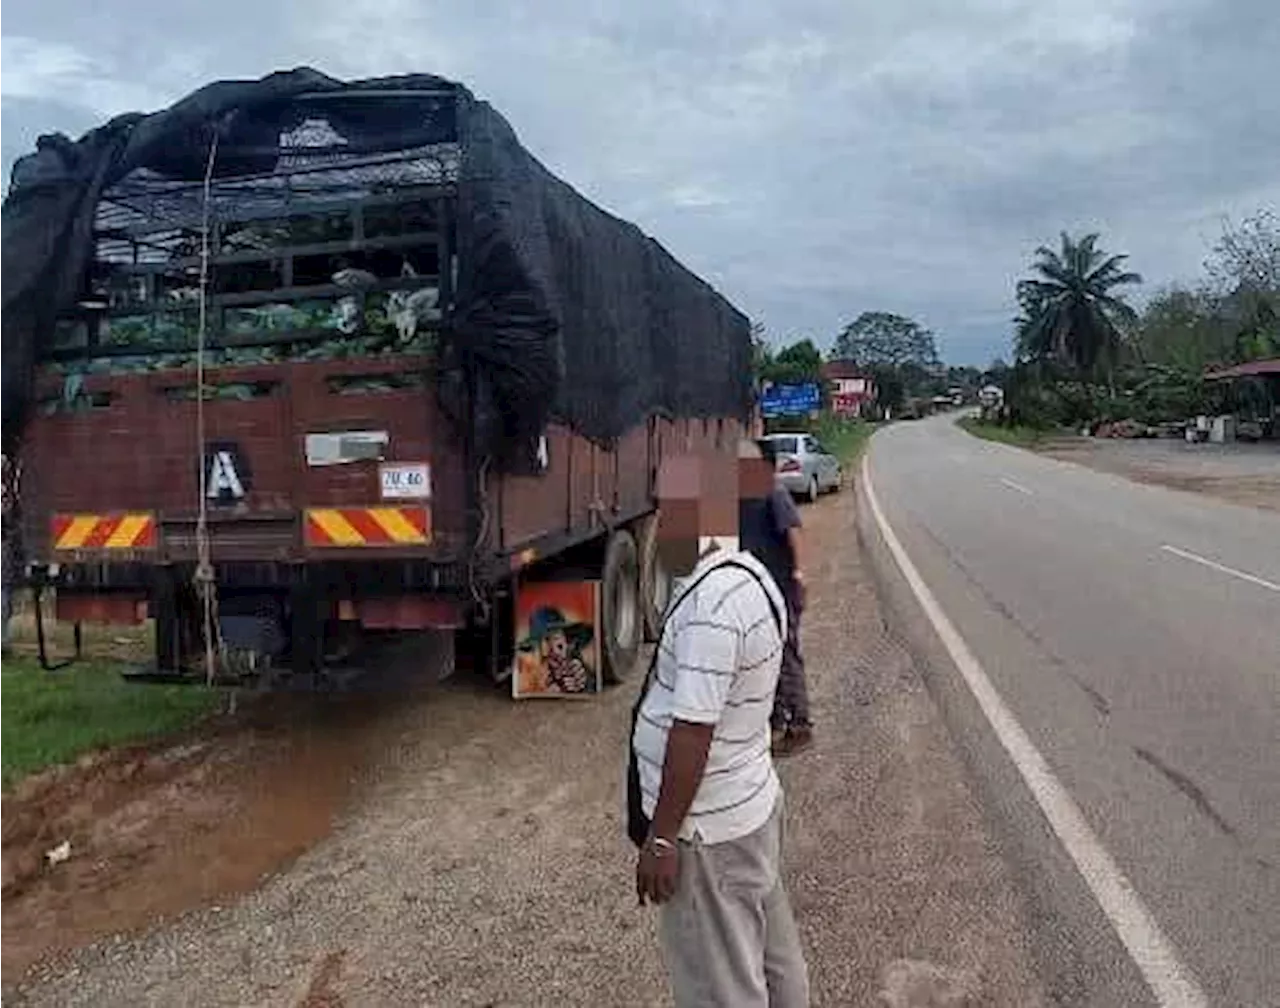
[758,433,842,502]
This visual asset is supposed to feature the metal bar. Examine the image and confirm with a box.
[96,183,455,239]
[104,227,444,275]
[213,273,440,309]
[295,89,459,101]
[33,586,77,672]
[435,195,453,311]
[111,145,459,192]
[42,320,444,361]
[212,273,441,308]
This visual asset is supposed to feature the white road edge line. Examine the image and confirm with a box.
[862,453,1208,1008]
[1160,544,1280,593]
[999,477,1033,495]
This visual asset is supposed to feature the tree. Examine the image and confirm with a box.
[833,311,940,369]
[760,338,823,386]
[1205,209,1280,295]
[870,366,905,414]
[1017,232,1142,380]
[1203,210,1279,363]
[1135,286,1232,373]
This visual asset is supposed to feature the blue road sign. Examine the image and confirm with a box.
[760,381,822,418]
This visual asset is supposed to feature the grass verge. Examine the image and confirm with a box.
[956,415,1052,449]
[2,656,220,788]
[812,416,877,464]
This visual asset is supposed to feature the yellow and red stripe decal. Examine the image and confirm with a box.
[304,507,431,548]
[52,513,157,550]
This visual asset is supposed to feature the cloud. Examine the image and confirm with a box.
[2,0,1278,363]
[1,36,170,117]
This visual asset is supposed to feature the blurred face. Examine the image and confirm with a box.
[738,442,774,500]
[656,452,739,577]
[655,496,702,577]
[541,629,569,661]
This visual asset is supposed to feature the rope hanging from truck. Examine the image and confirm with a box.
[194,122,224,686]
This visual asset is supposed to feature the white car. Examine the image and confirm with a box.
[758,433,842,502]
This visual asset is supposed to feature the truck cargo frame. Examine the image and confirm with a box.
[6,71,752,687]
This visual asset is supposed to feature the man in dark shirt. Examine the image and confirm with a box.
[741,443,813,756]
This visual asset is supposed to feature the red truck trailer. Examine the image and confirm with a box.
[2,69,753,688]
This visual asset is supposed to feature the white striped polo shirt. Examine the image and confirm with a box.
[632,548,787,845]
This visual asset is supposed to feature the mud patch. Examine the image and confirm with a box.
[2,693,401,979]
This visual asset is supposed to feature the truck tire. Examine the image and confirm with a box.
[636,515,671,642]
[602,528,643,684]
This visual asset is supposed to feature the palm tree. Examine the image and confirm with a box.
[1017,232,1142,380]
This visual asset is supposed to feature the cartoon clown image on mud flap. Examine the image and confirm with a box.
[512,582,603,698]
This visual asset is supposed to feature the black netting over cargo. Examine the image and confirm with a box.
[2,68,752,463]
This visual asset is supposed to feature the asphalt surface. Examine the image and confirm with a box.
[864,415,1279,1008]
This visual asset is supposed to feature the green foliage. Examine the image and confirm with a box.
[750,325,825,391]
[1000,209,1277,433]
[869,365,905,414]
[764,413,875,463]
[1121,364,1221,424]
[1204,208,1280,296]
[1136,286,1230,372]
[827,311,943,417]
[761,339,824,386]
[833,312,940,369]
[811,415,875,463]
[1016,232,1141,379]
[1001,358,1223,431]
[2,658,219,787]
[1136,284,1278,372]
[957,416,1049,448]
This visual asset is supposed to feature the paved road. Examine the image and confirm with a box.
[865,414,1279,1007]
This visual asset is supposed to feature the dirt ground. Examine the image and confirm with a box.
[1041,436,1280,512]
[4,483,1046,1007]
[1,693,400,978]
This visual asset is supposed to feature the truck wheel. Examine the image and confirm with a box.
[636,515,671,641]
[602,528,642,683]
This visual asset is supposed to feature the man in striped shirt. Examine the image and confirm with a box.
[631,445,809,1007]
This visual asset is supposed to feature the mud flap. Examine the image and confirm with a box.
[510,577,604,698]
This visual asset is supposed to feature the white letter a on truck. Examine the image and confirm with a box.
[208,451,246,500]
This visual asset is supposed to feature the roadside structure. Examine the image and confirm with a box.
[822,360,876,418]
[1204,357,1280,440]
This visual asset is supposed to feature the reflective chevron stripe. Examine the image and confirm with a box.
[52,513,157,550]
[304,507,431,547]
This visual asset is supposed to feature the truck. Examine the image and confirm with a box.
[1,68,753,688]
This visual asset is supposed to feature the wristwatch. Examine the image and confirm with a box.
[646,835,678,858]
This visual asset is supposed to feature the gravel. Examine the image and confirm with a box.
[7,480,1045,1007]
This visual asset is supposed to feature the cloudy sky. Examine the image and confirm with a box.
[3,0,1278,364]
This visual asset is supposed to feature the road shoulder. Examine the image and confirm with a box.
[7,476,1047,1007]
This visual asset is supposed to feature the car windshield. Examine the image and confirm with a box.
[767,436,800,454]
